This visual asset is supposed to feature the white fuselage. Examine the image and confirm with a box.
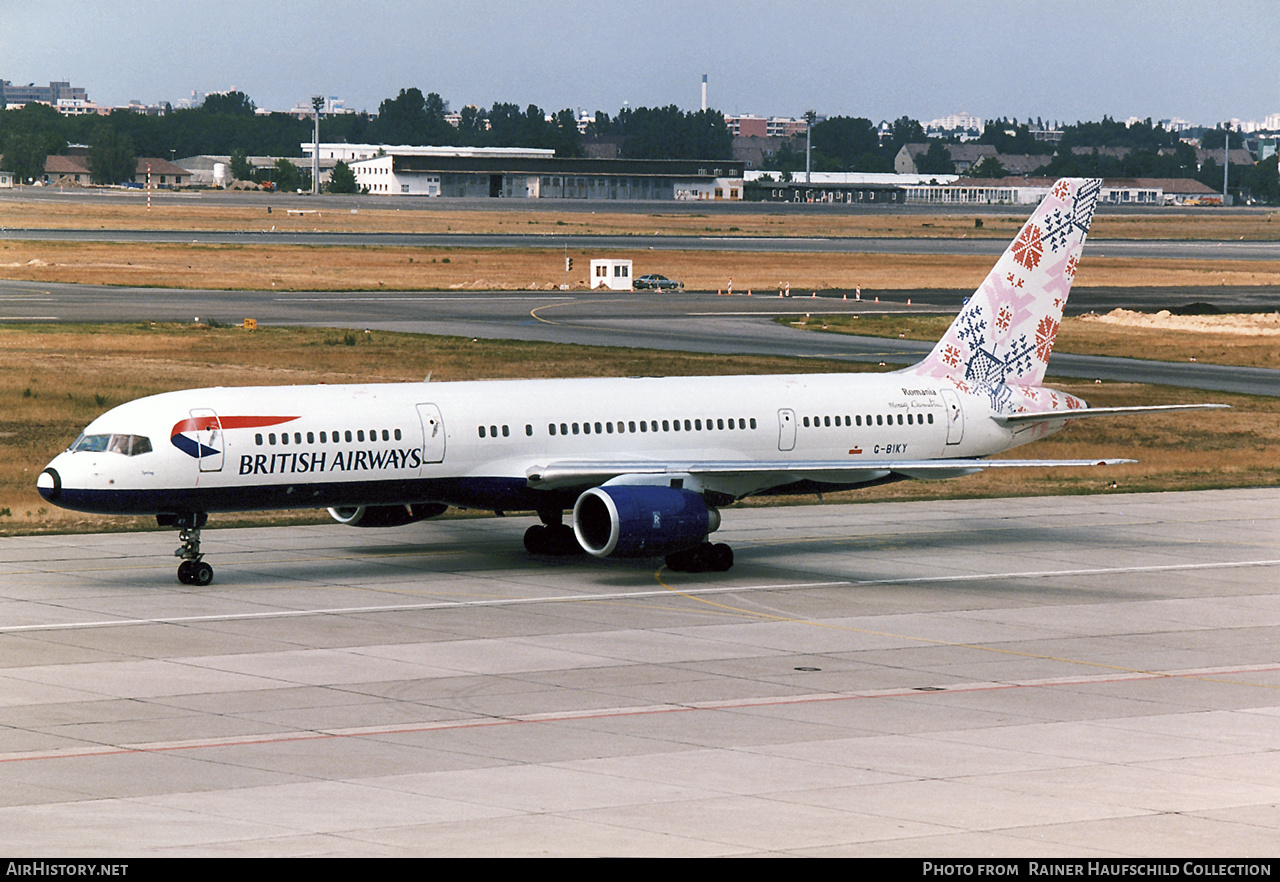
[38,371,1024,518]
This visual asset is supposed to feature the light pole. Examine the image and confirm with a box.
[804,109,816,185]
[311,95,324,196]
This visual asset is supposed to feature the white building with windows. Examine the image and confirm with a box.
[590,259,633,290]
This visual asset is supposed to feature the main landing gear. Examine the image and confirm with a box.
[665,542,734,573]
[524,508,584,556]
[158,512,213,585]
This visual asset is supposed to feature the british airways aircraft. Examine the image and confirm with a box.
[37,178,1212,585]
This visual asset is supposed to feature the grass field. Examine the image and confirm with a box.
[4,240,1280,293]
[2,194,1279,240]
[4,322,1275,537]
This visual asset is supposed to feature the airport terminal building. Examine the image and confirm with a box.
[302,143,745,200]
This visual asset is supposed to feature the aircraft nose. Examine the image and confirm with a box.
[37,467,61,502]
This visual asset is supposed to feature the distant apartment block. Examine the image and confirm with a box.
[724,115,815,139]
[285,97,353,119]
[925,111,983,137]
[1,79,88,109]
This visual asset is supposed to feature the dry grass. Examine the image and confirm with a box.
[3,239,1280,293]
[3,322,1274,536]
[3,194,1278,239]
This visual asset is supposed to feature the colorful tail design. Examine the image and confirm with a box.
[910,178,1102,401]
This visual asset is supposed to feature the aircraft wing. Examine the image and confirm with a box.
[525,457,1134,492]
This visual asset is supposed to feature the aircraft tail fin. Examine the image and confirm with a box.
[910,178,1102,392]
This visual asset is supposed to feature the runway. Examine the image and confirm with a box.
[1,489,1278,856]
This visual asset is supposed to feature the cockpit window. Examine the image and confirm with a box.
[71,433,152,456]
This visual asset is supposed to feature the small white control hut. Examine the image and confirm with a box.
[590,258,633,290]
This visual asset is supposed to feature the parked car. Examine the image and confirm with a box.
[633,273,683,291]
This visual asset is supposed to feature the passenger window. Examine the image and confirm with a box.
[269,433,277,445]
[525,425,532,436]
[549,423,557,436]
[695,419,702,431]
[478,426,486,438]
[345,430,353,442]
[357,430,365,442]
[395,428,402,440]
[382,429,389,441]
[307,432,315,443]
[295,433,302,444]
[502,425,509,437]
[897,415,904,425]
[629,421,637,433]
[749,418,757,429]
[560,423,568,435]
[594,422,602,434]
[256,433,263,445]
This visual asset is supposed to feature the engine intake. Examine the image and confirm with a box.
[572,485,719,558]
[328,503,448,528]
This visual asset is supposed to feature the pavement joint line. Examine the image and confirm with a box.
[2,660,1278,766]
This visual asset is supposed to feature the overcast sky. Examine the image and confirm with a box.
[3,0,1277,125]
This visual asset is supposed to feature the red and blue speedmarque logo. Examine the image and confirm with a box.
[170,415,299,459]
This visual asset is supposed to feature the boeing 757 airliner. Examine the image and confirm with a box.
[37,178,1217,585]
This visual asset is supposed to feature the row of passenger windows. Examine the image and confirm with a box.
[256,428,404,446]
[803,413,935,428]
[479,417,761,439]
[550,417,757,436]
[477,412,937,440]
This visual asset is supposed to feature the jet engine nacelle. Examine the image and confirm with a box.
[572,485,720,558]
[327,502,448,528]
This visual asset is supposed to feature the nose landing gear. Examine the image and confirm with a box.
[159,512,213,585]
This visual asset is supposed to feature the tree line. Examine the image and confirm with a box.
[0,87,735,186]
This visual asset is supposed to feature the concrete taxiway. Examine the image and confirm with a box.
[1,488,1278,856]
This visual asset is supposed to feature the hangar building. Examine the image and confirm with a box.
[302,143,744,200]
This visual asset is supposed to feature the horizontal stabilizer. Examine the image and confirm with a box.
[995,403,1230,426]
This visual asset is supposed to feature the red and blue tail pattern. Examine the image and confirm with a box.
[910,178,1102,412]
